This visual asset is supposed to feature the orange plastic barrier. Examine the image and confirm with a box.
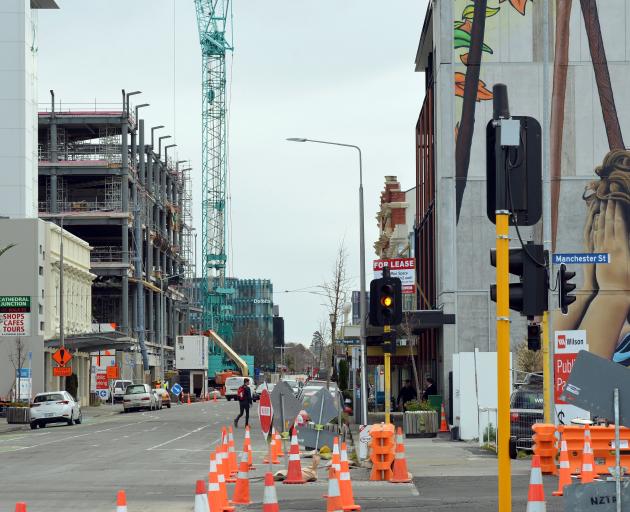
[558,425,630,475]
[532,423,557,475]
[369,423,395,481]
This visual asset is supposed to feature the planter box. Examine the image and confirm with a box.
[6,407,30,424]
[403,410,438,438]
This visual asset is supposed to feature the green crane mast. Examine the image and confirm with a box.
[193,0,234,341]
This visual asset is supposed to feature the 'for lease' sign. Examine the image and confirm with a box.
[373,258,416,294]
[0,296,30,336]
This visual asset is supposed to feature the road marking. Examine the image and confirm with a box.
[146,424,214,451]
[1,420,153,452]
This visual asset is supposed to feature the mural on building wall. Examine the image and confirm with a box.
[452,0,630,363]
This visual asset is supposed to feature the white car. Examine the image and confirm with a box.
[30,391,82,429]
[122,384,159,412]
[224,377,257,401]
[112,379,133,402]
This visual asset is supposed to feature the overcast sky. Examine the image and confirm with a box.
[37,0,428,344]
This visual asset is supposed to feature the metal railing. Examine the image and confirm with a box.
[38,201,122,213]
[91,246,133,263]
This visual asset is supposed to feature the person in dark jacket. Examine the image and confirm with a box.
[233,378,252,428]
[422,377,437,401]
[397,379,418,411]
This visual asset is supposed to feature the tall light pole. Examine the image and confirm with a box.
[286,137,368,425]
[158,136,172,160]
[135,103,149,125]
[125,90,141,118]
[160,273,185,380]
[151,125,165,149]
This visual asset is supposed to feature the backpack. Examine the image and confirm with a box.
[237,385,246,401]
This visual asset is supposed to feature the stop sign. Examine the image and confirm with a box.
[259,389,273,436]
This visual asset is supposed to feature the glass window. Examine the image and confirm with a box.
[34,393,64,402]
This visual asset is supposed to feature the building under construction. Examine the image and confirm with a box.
[36,94,195,381]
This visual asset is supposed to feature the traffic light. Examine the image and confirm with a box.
[558,264,576,315]
[527,323,541,351]
[369,275,402,327]
[490,242,548,317]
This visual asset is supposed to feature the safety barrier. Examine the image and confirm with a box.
[531,423,557,475]
[369,423,395,481]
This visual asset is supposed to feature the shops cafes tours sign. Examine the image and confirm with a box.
[0,296,30,336]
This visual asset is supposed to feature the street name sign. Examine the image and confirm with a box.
[53,366,72,377]
[259,389,273,436]
[552,253,610,265]
[0,296,31,336]
[52,347,72,367]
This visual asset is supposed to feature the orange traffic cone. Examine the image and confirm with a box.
[552,437,572,496]
[262,472,280,512]
[214,447,229,509]
[331,437,341,473]
[581,426,595,484]
[220,429,234,483]
[439,403,449,432]
[231,452,252,505]
[283,427,305,484]
[116,490,128,512]
[195,480,210,512]
[188,393,192,405]
[326,468,344,512]
[391,427,412,483]
[208,454,223,512]
[264,430,280,465]
[15,504,27,512]
[339,442,360,511]
[228,427,238,477]
[526,455,546,512]
[243,426,255,469]
[213,391,218,403]
[275,430,284,457]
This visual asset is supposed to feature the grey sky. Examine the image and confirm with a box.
[36,0,427,344]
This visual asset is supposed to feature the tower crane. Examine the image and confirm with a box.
[193,1,234,342]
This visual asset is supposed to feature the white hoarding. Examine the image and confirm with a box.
[175,335,208,370]
[372,258,416,294]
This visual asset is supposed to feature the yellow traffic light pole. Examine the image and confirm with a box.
[496,212,512,511]
[542,311,551,423]
[384,325,392,424]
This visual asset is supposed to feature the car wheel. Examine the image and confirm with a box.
[509,437,518,460]
[75,412,82,424]
[167,403,171,409]
[40,422,46,428]
[67,418,74,426]
[30,422,38,430]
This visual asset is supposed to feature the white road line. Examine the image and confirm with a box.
[146,424,213,451]
[4,420,153,452]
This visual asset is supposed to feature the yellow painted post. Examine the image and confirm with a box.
[496,213,512,511]
[384,352,391,424]
[542,311,551,423]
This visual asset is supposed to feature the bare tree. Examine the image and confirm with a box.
[8,337,27,402]
[320,243,350,388]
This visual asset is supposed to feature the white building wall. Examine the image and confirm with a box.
[0,1,38,218]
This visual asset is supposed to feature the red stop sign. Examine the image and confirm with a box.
[259,389,273,436]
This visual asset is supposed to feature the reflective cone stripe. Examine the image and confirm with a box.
[581,426,595,484]
[232,452,252,505]
[15,504,27,512]
[208,454,223,512]
[332,437,341,472]
[243,426,254,468]
[263,472,280,512]
[116,490,128,512]
[326,468,344,512]
[553,439,572,497]
[228,427,238,476]
[215,448,229,508]
[339,442,361,511]
[526,455,546,512]
[283,428,305,484]
[439,403,449,432]
[195,480,210,512]
[391,428,412,483]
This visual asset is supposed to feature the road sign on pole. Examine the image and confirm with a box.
[53,366,72,377]
[171,383,182,396]
[259,389,273,436]
[52,347,72,367]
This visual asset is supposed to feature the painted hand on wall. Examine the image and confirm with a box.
[582,201,598,294]
[593,200,630,295]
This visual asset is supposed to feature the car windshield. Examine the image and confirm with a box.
[511,389,543,409]
[115,382,127,389]
[34,393,64,403]
[125,385,146,395]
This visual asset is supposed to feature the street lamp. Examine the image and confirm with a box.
[134,103,149,125]
[164,144,177,165]
[151,125,165,149]
[125,90,141,118]
[287,137,368,424]
[159,272,185,380]
[158,135,172,160]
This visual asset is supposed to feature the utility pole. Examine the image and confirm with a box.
[59,216,65,390]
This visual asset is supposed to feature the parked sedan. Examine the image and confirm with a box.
[509,380,544,457]
[154,388,171,408]
[30,391,82,429]
[123,384,159,412]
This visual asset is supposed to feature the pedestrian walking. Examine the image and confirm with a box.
[233,378,252,428]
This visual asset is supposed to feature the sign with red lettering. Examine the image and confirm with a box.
[0,296,31,336]
[106,366,119,379]
[373,258,416,294]
[53,366,72,377]
[554,330,589,425]
[96,373,108,390]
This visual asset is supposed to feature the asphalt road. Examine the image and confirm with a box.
[0,400,419,511]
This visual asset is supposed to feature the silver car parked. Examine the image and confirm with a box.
[122,384,159,412]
